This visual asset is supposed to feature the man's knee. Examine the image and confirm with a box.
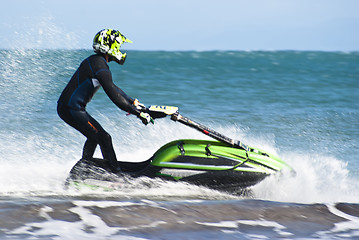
[98,131,112,145]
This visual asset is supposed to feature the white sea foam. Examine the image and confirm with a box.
[252,151,359,204]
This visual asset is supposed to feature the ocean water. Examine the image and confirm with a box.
[0,49,359,239]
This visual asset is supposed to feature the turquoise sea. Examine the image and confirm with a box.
[0,49,359,239]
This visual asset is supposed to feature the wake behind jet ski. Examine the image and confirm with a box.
[66,106,293,194]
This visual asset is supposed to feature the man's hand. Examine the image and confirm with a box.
[139,112,154,125]
[133,98,146,111]
[133,99,154,125]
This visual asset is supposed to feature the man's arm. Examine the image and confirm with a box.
[97,69,140,116]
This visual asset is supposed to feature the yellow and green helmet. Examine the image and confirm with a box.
[93,29,133,64]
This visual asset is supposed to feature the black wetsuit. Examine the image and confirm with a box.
[57,54,139,171]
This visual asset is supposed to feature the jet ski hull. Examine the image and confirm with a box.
[66,139,292,194]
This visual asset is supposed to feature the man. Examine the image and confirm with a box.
[57,29,152,173]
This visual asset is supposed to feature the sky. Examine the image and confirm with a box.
[1,0,358,51]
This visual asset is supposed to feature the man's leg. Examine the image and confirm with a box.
[58,105,99,161]
[69,109,119,172]
[82,139,97,160]
[97,130,119,171]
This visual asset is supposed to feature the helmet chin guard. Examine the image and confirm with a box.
[93,29,132,64]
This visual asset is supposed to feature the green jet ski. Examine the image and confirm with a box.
[66,106,293,194]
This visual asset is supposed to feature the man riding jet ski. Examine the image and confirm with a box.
[59,29,294,193]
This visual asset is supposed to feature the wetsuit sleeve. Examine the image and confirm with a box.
[96,70,140,116]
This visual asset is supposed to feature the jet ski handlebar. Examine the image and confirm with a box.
[171,112,249,151]
[147,105,249,151]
